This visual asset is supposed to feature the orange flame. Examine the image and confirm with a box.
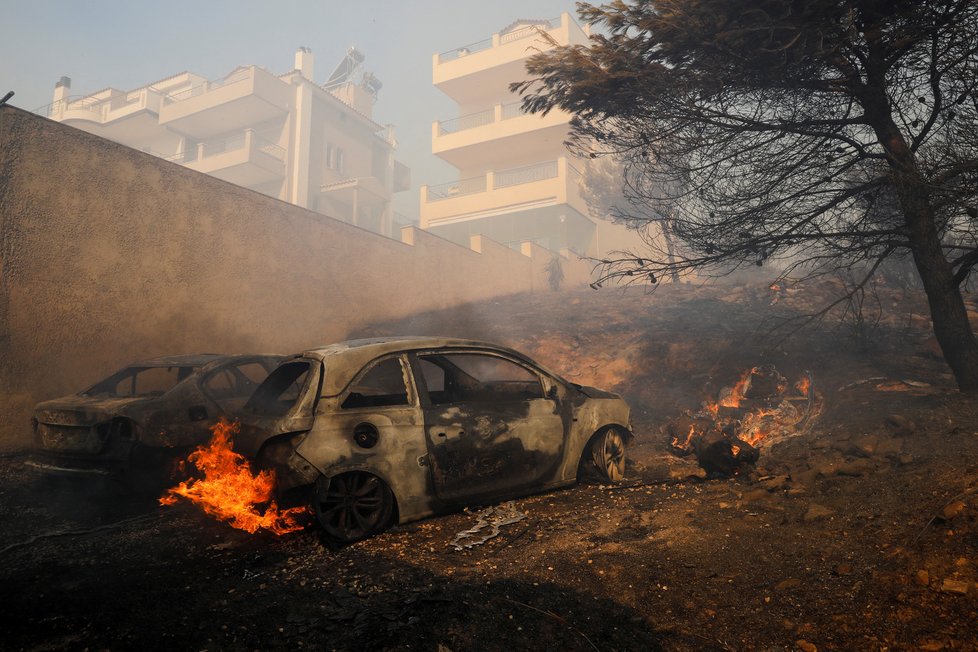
[672,424,698,451]
[160,418,307,535]
[719,369,754,408]
[795,376,811,396]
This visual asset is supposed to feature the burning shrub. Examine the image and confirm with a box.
[666,365,817,476]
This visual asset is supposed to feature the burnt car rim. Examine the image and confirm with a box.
[592,427,627,482]
[314,472,393,542]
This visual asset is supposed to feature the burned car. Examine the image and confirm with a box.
[31,353,282,487]
[236,337,631,543]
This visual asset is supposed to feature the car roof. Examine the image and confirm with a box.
[125,353,279,367]
[296,337,559,397]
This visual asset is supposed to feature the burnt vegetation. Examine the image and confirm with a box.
[514,0,978,391]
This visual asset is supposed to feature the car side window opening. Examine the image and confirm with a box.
[245,361,311,417]
[85,366,197,398]
[203,370,236,400]
[419,353,544,405]
[342,357,410,409]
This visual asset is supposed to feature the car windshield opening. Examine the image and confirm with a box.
[245,361,312,417]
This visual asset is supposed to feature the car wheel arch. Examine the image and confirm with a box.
[313,464,403,523]
[577,424,631,481]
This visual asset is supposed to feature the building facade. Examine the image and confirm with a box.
[43,48,410,236]
[420,13,641,257]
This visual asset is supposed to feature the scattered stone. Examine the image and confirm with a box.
[804,504,834,522]
[833,563,853,576]
[940,579,970,595]
[742,489,770,503]
[846,433,880,457]
[898,453,914,466]
[918,641,945,651]
[914,570,930,586]
[776,578,802,590]
[941,501,967,521]
[758,475,790,491]
[884,415,916,436]
[795,639,818,652]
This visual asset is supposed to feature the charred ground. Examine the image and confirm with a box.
[1,281,977,651]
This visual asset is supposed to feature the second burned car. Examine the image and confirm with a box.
[236,337,631,543]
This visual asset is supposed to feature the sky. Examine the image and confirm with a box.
[0,0,582,218]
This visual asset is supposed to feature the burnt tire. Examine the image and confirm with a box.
[584,426,628,483]
[313,472,394,544]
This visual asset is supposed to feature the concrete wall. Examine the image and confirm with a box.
[0,107,589,450]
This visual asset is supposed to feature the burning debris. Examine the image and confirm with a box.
[666,365,819,477]
[160,419,308,535]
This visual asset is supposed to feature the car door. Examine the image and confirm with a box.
[295,354,429,498]
[411,350,565,503]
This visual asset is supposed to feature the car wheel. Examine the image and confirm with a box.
[313,472,394,543]
[589,427,627,482]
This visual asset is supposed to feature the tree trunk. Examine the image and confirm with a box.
[906,200,978,391]
[870,106,978,391]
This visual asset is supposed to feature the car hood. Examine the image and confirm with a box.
[576,385,622,400]
[33,395,155,426]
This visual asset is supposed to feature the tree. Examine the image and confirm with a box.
[513,0,978,391]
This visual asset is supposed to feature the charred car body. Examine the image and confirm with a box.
[31,354,282,486]
[236,337,632,542]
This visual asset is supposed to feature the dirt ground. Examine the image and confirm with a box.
[2,280,977,651]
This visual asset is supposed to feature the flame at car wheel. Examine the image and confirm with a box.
[160,418,308,535]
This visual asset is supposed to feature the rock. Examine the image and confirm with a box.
[804,504,834,522]
[776,578,802,590]
[884,414,916,436]
[942,501,967,521]
[758,475,790,491]
[810,457,873,478]
[795,639,818,652]
[940,579,970,595]
[742,489,771,503]
[833,563,853,576]
[918,642,945,651]
[874,436,904,458]
[846,433,880,457]
[914,570,930,586]
[898,453,914,466]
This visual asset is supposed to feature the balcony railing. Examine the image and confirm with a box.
[499,17,561,44]
[426,159,572,203]
[435,101,533,136]
[427,175,488,201]
[163,68,252,104]
[37,91,158,121]
[437,37,493,63]
[438,108,495,134]
[436,16,562,63]
[494,160,558,189]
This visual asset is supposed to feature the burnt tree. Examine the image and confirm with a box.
[514,0,978,391]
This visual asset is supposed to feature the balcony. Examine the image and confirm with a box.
[181,129,287,186]
[432,100,571,169]
[41,89,167,142]
[420,157,589,228]
[158,67,291,138]
[432,14,589,105]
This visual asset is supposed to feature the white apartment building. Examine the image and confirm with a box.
[43,48,410,237]
[420,13,642,257]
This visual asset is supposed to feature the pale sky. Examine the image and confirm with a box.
[0,0,582,218]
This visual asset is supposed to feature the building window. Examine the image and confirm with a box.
[325,143,345,175]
